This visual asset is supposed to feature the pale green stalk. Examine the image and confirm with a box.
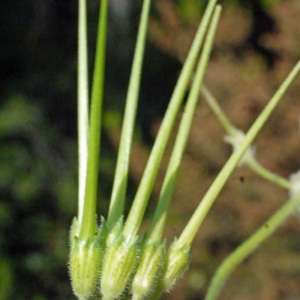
[205,192,300,300]
[246,156,291,189]
[107,0,151,229]
[123,0,218,242]
[148,5,222,242]
[201,85,291,189]
[176,61,300,247]
[77,0,89,228]
[79,0,108,240]
[201,85,233,135]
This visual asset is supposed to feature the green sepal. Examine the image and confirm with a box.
[69,218,104,298]
[105,216,124,247]
[131,241,166,298]
[161,238,191,292]
[69,217,79,244]
[100,218,139,299]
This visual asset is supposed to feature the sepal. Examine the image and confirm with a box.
[69,218,104,298]
[161,238,190,292]
[131,241,166,298]
[100,218,139,299]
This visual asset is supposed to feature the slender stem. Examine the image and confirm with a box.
[247,156,291,190]
[205,193,300,300]
[177,61,300,247]
[79,0,109,240]
[201,85,234,135]
[107,0,151,229]
[123,0,219,242]
[201,85,291,190]
[148,5,222,242]
[77,0,89,227]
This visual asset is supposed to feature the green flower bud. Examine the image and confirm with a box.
[131,241,166,298]
[69,218,105,298]
[100,220,139,299]
[161,239,190,292]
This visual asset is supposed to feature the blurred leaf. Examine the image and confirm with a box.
[0,260,13,299]
[0,202,14,229]
[177,0,204,23]
[0,95,41,135]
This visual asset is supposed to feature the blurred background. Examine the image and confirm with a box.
[1,0,300,299]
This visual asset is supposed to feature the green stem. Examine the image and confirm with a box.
[107,0,151,229]
[204,193,300,300]
[77,0,89,228]
[148,5,222,242]
[123,0,218,242]
[247,156,291,190]
[201,85,291,190]
[201,85,234,135]
[176,61,300,247]
[79,0,108,240]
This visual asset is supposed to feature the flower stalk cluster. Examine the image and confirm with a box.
[70,0,221,298]
[68,0,300,299]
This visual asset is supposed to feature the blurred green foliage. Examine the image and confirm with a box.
[177,0,276,23]
[0,0,277,298]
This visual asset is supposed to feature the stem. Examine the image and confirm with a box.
[177,61,300,247]
[201,85,291,190]
[123,0,219,242]
[201,85,234,135]
[79,0,109,240]
[247,156,291,190]
[205,193,300,300]
[107,0,151,229]
[148,5,222,242]
[77,0,89,228]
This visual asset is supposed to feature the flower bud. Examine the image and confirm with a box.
[131,241,166,298]
[161,239,190,292]
[100,220,139,299]
[69,221,103,298]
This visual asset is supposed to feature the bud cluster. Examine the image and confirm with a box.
[69,218,190,299]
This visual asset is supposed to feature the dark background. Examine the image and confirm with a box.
[1,0,300,299]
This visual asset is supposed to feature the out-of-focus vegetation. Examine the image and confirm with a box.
[1,1,111,298]
[1,0,299,299]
